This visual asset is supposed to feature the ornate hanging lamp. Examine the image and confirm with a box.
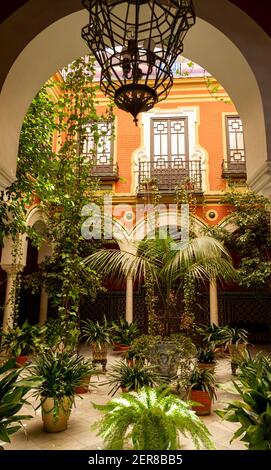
[82,1,195,125]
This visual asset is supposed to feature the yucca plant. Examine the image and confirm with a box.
[29,351,95,414]
[102,360,161,396]
[216,353,271,449]
[81,318,111,349]
[110,319,139,347]
[220,326,248,347]
[0,359,41,444]
[92,387,215,450]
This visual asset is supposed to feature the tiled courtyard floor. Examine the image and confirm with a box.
[3,344,271,451]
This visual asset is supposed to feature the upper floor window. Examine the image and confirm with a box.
[151,117,189,166]
[224,116,246,177]
[82,121,113,166]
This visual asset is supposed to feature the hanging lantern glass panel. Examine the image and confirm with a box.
[82,1,195,124]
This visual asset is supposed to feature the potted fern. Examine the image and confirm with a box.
[92,387,215,450]
[29,350,94,432]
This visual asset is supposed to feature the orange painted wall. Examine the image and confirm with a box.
[96,77,239,195]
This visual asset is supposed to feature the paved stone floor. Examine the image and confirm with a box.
[3,344,271,451]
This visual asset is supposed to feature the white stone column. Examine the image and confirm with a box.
[209,278,219,326]
[39,285,48,324]
[1,265,21,331]
[125,276,133,324]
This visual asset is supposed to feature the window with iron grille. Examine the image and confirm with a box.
[225,116,246,173]
[151,117,189,168]
[82,121,113,165]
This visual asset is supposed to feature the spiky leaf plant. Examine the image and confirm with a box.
[216,353,271,449]
[92,387,215,450]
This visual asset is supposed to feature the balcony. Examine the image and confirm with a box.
[91,163,119,182]
[136,159,202,195]
[222,160,247,179]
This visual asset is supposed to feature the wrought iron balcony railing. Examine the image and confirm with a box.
[136,159,202,194]
[91,162,119,181]
[222,160,247,179]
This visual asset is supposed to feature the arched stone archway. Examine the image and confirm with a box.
[0,0,271,194]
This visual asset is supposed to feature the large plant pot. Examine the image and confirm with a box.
[189,390,212,416]
[74,375,92,394]
[150,342,181,379]
[42,397,72,433]
[16,355,29,367]
[198,362,216,374]
[229,344,247,374]
[91,343,107,372]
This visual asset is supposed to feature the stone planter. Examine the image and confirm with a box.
[42,397,72,433]
[229,343,247,374]
[91,343,107,372]
[150,342,181,379]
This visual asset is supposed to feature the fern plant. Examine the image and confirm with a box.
[92,387,215,450]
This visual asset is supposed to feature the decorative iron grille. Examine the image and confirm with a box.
[223,116,247,177]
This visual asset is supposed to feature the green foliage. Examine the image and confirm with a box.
[1,55,114,338]
[220,326,248,347]
[0,321,46,357]
[110,318,139,346]
[0,359,41,443]
[92,387,215,450]
[86,233,237,336]
[129,333,196,388]
[81,318,111,349]
[196,323,227,348]
[216,354,271,449]
[207,189,271,289]
[102,360,161,396]
[188,368,217,400]
[30,351,95,415]
[197,346,216,364]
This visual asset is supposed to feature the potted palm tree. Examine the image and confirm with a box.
[187,367,217,416]
[81,318,111,372]
[29,350,95,432]
[85,234,237,338]
[102,360,161,396]
[92,387,215,450]
[85,233,236,379]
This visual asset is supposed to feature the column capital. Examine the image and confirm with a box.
[1,264,24,274]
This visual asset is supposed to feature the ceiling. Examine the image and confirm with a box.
[0,1,271,38]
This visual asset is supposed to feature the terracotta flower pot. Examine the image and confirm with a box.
[16,355,28,367]
[189,390,212,416]
[74,375,91,394]
[42,397,72,433]
[198,362,216,374]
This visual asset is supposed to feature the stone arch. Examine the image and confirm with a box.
[0,1,270,194]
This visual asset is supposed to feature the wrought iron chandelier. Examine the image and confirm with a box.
[82,1,195,125]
